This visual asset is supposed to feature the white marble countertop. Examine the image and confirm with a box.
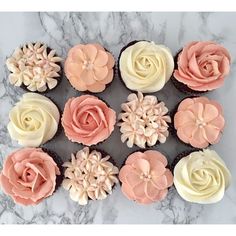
[0,12,236,224]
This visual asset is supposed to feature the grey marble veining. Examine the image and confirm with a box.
[0,12,236,224]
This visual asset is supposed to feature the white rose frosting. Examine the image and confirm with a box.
[7,93,60,147]
[6,42,62,92]
[62,147,119,205]
[174,149,231,204]
[119,41,174,93]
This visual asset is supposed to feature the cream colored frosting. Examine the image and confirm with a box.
[6,42,62,92]
[7,93,60,147]
[62,147,119,205]
[174,149,231,204]
[118,92,171,148]
[119,41,174,93]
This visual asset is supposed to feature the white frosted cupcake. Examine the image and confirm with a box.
[7,93,60,147]
[173,149,231,204]
[118,40,174,93]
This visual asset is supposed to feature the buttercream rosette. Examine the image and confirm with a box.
[0,148,61,206]
[62,147,119,205]
[174,97,225,148]
[173,41,231,93]
[118,92,171,148]
[173,149,231,204]
[65,43,115,93]
[119,150,173,204]
[6,42,62,92]
[119,41,174,93]
[61,95,116,146]
[7,93,60,147]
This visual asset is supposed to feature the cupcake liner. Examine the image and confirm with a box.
[41,148,64,192]
[7,42,63,94]
[171,49,207,96]
[170,149,201,173]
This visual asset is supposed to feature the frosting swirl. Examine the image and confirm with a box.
[8,93,60,147]
[62,95,116,146]
[174,41,231,91]
[0,148,60,206]
[174,149,231,204]
[119,41,174,93]
[62,147,119,205]
[65,43,115,93]
[118,92,171,148]
[6,42,62,92]
[119,150,173,204]
[174,97,225,148]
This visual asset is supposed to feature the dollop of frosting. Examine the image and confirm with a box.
[65,43,115,93]
[119,41,174,93]
[118,92,171,148]
[8,93,60,147]
[62,147,119,205]
[174,41,231,91]
[119,150,173,204]
[6,42,62,92]
[62,95,116,146]
[174,97,225,148]
[174,149,231,204]
[0,148,60,206]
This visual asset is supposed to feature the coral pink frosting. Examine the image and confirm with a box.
[174,41,231,91]
[174,97,225,148]
[0,148,60,206]
[65,43,115,93]
[119,150,173,204]
[62,95,116,146]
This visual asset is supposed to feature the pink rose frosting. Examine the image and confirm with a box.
[65,43,115,93]
[0,148,60,206]
[119,150,173,204]
[174,41,231,91]
[61,95,116,146]
[174,97,225,148]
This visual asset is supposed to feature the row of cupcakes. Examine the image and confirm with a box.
[6,40,231,94]
[0,147,231,206]
[6,91,225,150]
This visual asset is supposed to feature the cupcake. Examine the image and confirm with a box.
[6,42,62,93]
[118,40,174,93]
[173,96,225,148]
[62,147,119,205]
[61,95,116,146]
[7,93,60,147]
[118,91,171,148]
[172,41,231,95]
[64,43,115,93]
[119,150,173,204]
[173,149,231,204]
[0,148,61,206]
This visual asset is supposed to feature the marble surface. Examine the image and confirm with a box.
[0,12,236,224]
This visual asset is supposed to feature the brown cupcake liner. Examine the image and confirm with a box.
[171,49,208,96]
[7,42,63,94]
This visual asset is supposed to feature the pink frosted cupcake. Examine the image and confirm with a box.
[61,95,116,146]
[172,41,231,95]
[0,148,61,206]
[174,97,225,148]
[64,43,115,93]
[119,150,173,204]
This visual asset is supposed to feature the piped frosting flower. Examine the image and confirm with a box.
[119,150,173,204]
[65,43,115,93]
[174,97,225,148]
[62,147,119,205]
[6,42,62,92]
[118,92,171,148]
